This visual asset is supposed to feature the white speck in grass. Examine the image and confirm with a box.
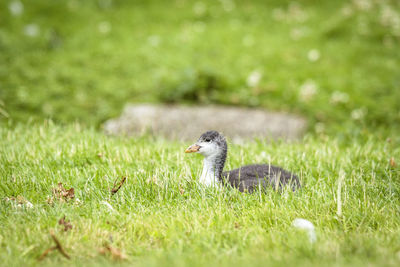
[101,201,115,212]
[299,80,317,101]
[307,49,320,62]
[220,0,235,12]
[380,5,400,34]
[193,2,206,16]
[98,21,111,34]
[242,35,254,47]
[24,24,40,37]
[341,5,353,17]
[353,0,372,11]
[330,91,349,104]
[247,70,262,87]
[25,201,34,208]
[148,35,161,47]
[9,1,23,16]
[292,218,317,243]
[351,108,367,120]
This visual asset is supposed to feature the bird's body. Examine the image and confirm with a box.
[222,164,299,192]
[185,130,300,193]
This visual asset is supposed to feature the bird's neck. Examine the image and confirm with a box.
[200,153,226,187]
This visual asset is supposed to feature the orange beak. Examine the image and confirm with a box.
[185,144,201,153]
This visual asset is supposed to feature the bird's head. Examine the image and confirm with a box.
[185,130,226,158]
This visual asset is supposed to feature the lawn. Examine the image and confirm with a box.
[1,0,399,132]
[1,124,399,266]
[1,0,400,266]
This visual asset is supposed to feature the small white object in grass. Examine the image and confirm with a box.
[98,21,111,34]
[351,108,367,120]
[292,218,317,243]
[25,200,34,208]
[299,80,317,101]
[101,201,114,211]
[353,0,372,11]
[147,35,161,47]
[9,1,24,16]
[24,24,40,37]
[307,49,320,62]
[341,5,353,17]
[247,70,262,87]
[330,91,349,104]
[220,0,235,12]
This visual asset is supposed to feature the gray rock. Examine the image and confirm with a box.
[103,104,307,141]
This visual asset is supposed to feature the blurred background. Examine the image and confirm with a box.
[1,0,399,136]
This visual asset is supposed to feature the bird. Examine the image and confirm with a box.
[185,130,300,192]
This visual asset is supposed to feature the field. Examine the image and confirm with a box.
[1,0,400,266]
[1,124,399,266]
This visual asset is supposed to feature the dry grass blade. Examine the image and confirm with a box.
[390,157,396,167]
[99,244,127,260]
[38,231,70,261]
[38,246,56,261]
[111,177,126,196]
[50,232,70,259]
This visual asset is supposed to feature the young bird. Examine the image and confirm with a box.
[185,130,300,192]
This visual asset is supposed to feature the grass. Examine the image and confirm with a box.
[1,0,400,266]
[1,0,400,133]
[1,123,399,266]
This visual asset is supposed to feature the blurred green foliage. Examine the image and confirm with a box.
[0,0,399,133]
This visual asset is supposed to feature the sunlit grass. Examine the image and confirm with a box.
[1,123,399,266]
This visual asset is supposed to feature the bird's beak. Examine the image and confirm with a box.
[185,144,201,153]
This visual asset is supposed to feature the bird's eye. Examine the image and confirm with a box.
[205,138,211,142]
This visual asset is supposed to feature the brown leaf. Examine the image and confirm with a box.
[179,187,185,195]
[99,244,127,260]
[390,157,396,167]
[234,222,241,229]
[50,183,75,203]
[111,177,126,196]
[58,216,73,232]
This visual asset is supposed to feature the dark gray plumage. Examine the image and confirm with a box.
[186,130,300,193]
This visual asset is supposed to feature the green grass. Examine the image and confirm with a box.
[1,0,400,133]
[1,1,400,266]
[1,123,399,266]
